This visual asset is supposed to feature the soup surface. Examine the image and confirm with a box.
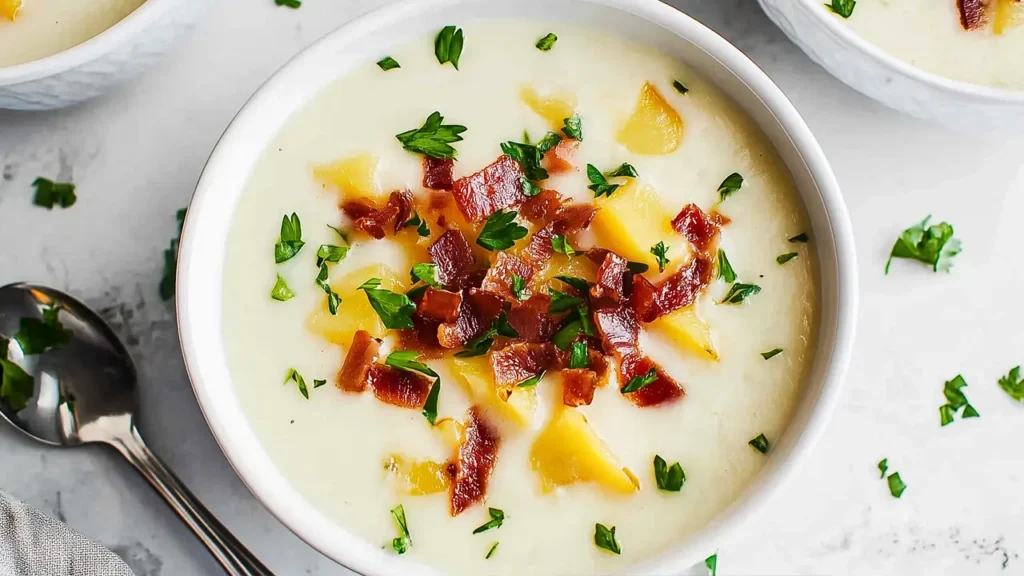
[0,0,145,67]
[222,20,818,576]
[831,0,1024,90]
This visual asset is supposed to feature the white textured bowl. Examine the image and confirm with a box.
[759,0,1024,130]
[177,0,858,574]
[0,0,206,110]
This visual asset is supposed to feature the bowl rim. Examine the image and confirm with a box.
[0,0,178,86]
[794,0,1024,102]
[177,0,858,574]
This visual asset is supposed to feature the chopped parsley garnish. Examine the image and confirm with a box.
[939,374,979,426]
[511,275,527,300]
[521,178,542,197]
[315,264,341,315]
[13,304,72,355]
[390,504,412,554]
[275,0,300,7]
[621,368,657,394]
[434,25,465,69]
[587,163,638,198]
[760,348,783,360]
[377,56,400,71]
[650,242,670,273]
[716,173,744,202]
[551,234,579,257]
[605,163,639,179]
[549,289,583,314]
[776,252,798,265]
[562,115,583,140]
[271,274,296,301]
[455,312,519,357]
[313,379,327,389]
[285,368,310,400]
[788,232,808,243]
[626,261,649,274]
[877,458,888,479]
[476,210,528,251]
[536,132,562,154]
[717,249,737,283]
[159,208,186,301]
[885,216,961,274]
[501,140,549,181]
[327,224,349,244]
[720,282,761,304]
[825,0,856,18]
[396,112,467,159]
[274,213,305,263]
[887,472,907,498]
[653,455,685,492]
[410,263,442,288]
[0,350,34,412]
[569,341,589,369]
[536,33,557,51]
[357,278,416,329]
[485,542,499,559]
[748,434,770,454]
[385,350,439,378]
[516,370,545,388]
[32,177,76,209]
[594,524,621,555]
[422,379,440,425]
[404,211,431,237]
[705,553,718,576]
[672,80,689,95]
[472,507,505,534]
[998,366,1024,402]
[555,275,590,292]
[316,245,349,267]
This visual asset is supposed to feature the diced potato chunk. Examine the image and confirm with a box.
[532,253,598,290]
[650,306,718,361]
[994,0,1024,35]
[434,417,465,452]
[617,82,683,155]
[1,0,21,20]
[313,153,383,201]
[384,454,451,495]
[520,86,577,131]
[531,408,639,494]
[307,264,405,347]
[447,357,537,427]
[591,180,686,268]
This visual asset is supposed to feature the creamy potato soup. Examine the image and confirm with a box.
[828,0,1024,89]
[223,21,818,576]
[0,0,146,67]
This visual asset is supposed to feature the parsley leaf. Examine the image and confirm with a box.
[13,304,72,355]
[720,282,761,304]
[274,213,305,263]
[998,366,1024,402]
[275,0,301,7]
[271,274,295,301]
[516,370,545,388]
[536,132,562,154]
[472,507,505,534]
[316,245,349,267]
[562,115,583,140]
[377,56,400,71]
[410,263,443,288]
[627,261,649,274]
[313,379,327,388]
[672,80,689,95]
[536,33,557,51]
[549,289,583,314]
[159,208,186,301]
[761,348,783,360]
[385,350,439,378]
[551,234,579,257]
[569,341,589,369]
[485,542,499,559]
[511,275,527,300]
[422,378,440,425]
[878,458,888,479]
[705,553,718,576]
[777,252,798,265]
[315,263,341,315]
[0,351,34,413]
[650,242,670,273]
[594,524,621,555]
[717,249,737,283]
[605,163,639,179]
[32,178,77,209]
[285,368,310,400]
[327,224,349,244]
[358,278,416,329]
[434,25,465,69]
[521,177,542,197]
[391,504,412,554]
[552,320,582,350]
[885,216,961,274]
[825,0,856,18]
[586,164,619,198]
[555,276,590,292]
[404,211,431,237]
[748,434,770,454]
[396,112,467,159]
[476,210,528,251]
[939,374,979,426]
[717,173,744,202]
[500,140,548,181]
[887,472,907,498]
[621,368,657,394]
[789,232,808,243]
[454,312,519,357]
[654,455,685,492]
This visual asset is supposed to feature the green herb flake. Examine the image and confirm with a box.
[536,132,562,154]
[719,282,761,305]
[562,115,583,141]
[887,472,907,498]
[885,216,961,274]
[377,56,400,71]
[552,320,582,351]
[316,245,349,267]
[825,0,856,18]
[760,348,783,360]
[998,366,1024,402]
[285,368,310,400]
[621,368,657,394]
[788,232,808,243]
[410,263,443,288]
[501,140,548,181]
[717,249,737,283]
[476,210,528,251]
[594,524,621,555]
[385,350,439,378]
[455,313,518,358]
[705,553,718,576]
[396,112,467,159]
[404,211,431,237]
[315,263,341,315]
[390,504,412,554]
[748,433,770,454]
[878,458,888,479]
[586,164,620,198]
[516,370,545,388]
[32,177,77,209]
[274,212,305,263]
[536,33,557,51]
[627,261,649,274]
[422,378,441,425]
[472,507,505,534]
[271,274,296,301]
[327,224,349,244]
[716,173,744,202]
[650,241,670,273]
[434,25,465,69]
[776,252,798,265]
[13,304,72,356]
[607,163,639,179]
[521,177,542,197]
[275,0,300,7]
[160,208,186,301]
[511,275,527,300]
[653,455,685,492]
[569,341,589,369]
[549,289,584,314]
[555,276,590,292]
[358,278,416,329]
[672,80,689,95]
[485,542,499,559]
[551,234,579,257]
[0,351,34,413]
[939,374,979,426]
[313,379,327,389]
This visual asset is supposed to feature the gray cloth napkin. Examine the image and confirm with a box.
[0,491,133,576]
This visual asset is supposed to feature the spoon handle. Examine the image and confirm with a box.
[109,425,274,576]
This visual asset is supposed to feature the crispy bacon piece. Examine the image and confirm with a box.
[592,251,629,302]
[523,223,556,268]
[450,406,501,516]
[423,157,454,191]
[398,318,447,360]
[594,301,640,360]
[451,155,526,222]
[671,203,721,256]
[428,230,477,290]
[506,294,554,343]
[561,368,599,407]
[418,288,463,322]
[543,139,579,174]
[957,0,985,29]
[481,252,534,301]
[337,330,381,392]
[490,342,559,386]
[619,354,684,407]
[709,210,731,227]
[552,203,598,233]
[520,189,567,224]
[632,255,714,322]
[342,190,413,238]
[367,364,433,409]
[438,289,503,349]
[391,190,414,234]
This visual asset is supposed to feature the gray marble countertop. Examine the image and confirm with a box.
[1,1,1022,574]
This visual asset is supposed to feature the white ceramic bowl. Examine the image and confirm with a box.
[0,0,206,110]
[758,0,1024,130]
[177,0,858,574]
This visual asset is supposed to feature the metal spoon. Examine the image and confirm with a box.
[0,283,272,576]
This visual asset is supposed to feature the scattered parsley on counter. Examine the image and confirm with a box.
[14,304,72,355]
[410,263,443,288]
[720,282,761,305]
[887,472,907,498]
[885,216,961,274]
[748,434,770,454]
[998,366,1024,402]
[32,177,77,209]
[315,264,341,315]
[650,242,670,273]
[274,212,305,263]
[672,80,689,95]
[716,173,744,202]
[377,56,400,71]
[0,346,34,413]
[270,274,296,301]
[397,112,467,159]
[358,278,416,329]
[877,458,888,479]
[622,368,657,394]
[705,553,718,576]
[511,275,527,300]
[435,25,465,69]
[717,249,737,283]
[594,523,621,555]
[160,208,186,301]
[551,234,579,257]
[472,507,505,534]
[825,0,856,18]
[653,455,685,492]
[516,370,545,388]
[536,33,558,51]
[569,341,590,369]
[315,244,348,267]
[404,211,431,237]
[776,252,798,265]
[939,374,979,426]
[788,232,808,243]
[285,368,310,400]
[485,542,499,559]
[476,210,528,251]
[562,115,583,140]
[501,139,550,182]
[760,348,783,360]
[390,504,412,554]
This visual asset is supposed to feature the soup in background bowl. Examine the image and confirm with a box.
[178,1,857,575]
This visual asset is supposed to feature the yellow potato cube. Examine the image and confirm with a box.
[617,82,684,155]
[531,408,639,495]
[994,0,1024,35]
[650,306,718,361]
[1,0,22,20]
[313,153,382,201]
[520,86,577,131]
[384,454,451,496]
[531,253,598,290]
[447,357,537,427]
[434,417,465,452]
[307,264,405,347]
[591,180,685,268]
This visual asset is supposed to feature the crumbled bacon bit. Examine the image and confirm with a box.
[451,155,527,222]
[438,289,503,349]
[398,318,447,360]
[672,203,721,256]
[423,157,454,191]
[709,210,731,227]
[428,230,477,290]
[391,190,414,234]
[367,364,433,409]
[552,203,598,233]
[632,255,714,322]
[450,406,501,516]
[561,368,599,407]
[342,190,412,239]
[490,342,559,387]
[480,252,534,301]
[957,0,985,29]
[619,354,684,407]
[544,139,579,174]
[337,330,381,392]
[418,288,463,322]
[522,223,556,268]
[506,294,554,343]
[594,301,640,360]
[592,251,629,302]
[520,188,567,224]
